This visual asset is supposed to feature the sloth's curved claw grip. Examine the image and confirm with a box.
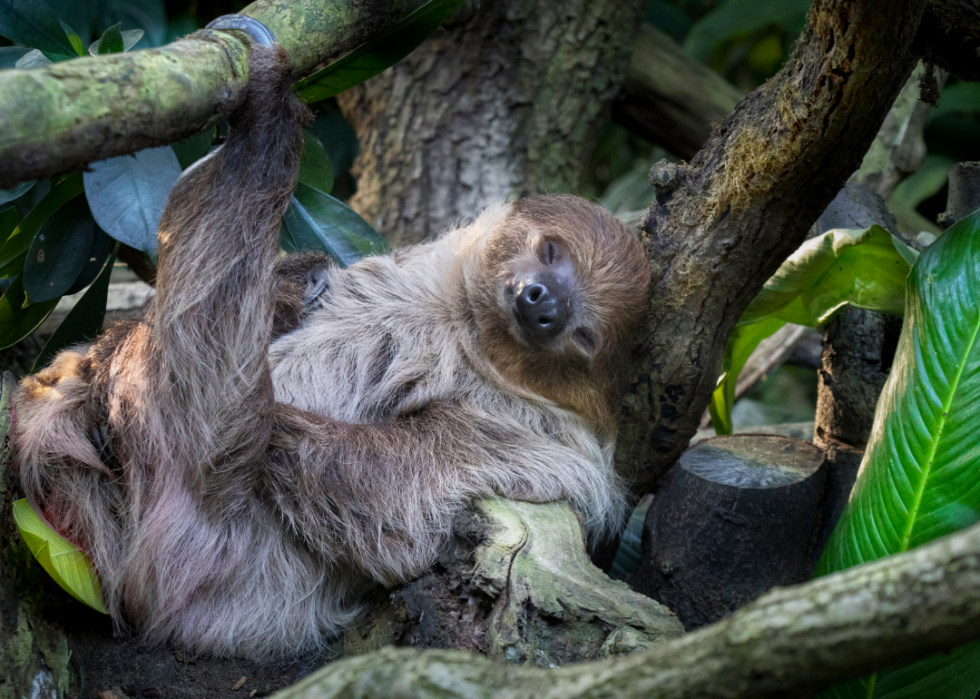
[205,14,277,47]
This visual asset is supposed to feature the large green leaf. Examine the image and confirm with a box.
[294,0,466,103]
[0,274,59,349]
[33,243,118,372]
[13,499,108,614]
[65,226,114,295]
[740,226,915,327]
[684,0,810,61]
[707,317,787,435]
[0,173,84,278]
[708,225,915,434]
[0,0,77,56]
[815,211,980,699]
[282,183,389,267]
[84,145,181,258]
[22,196,96,304]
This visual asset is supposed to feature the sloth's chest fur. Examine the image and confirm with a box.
[269,249,477,423]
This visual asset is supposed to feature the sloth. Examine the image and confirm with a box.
[12,24,651,658]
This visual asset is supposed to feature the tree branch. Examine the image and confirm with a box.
[0,0,429,189]
[273,520,980,699]
[615,0,928,493]
[612,23,742,160]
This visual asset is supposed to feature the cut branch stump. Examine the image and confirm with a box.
[628,435,830,630]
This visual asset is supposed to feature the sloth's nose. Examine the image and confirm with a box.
[515,274,569,340]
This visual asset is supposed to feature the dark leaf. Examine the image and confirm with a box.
[0,173,84,278]
[33,243,118,372]
[0,0,77,55]
[170,127,214,170]
[66,226,114,295]
[0,207,19,247]
[96,22,123,54]
[297,130,334,195]
[294,0,466,103]
[0,275,59,349]
[22,197,96,304]
[684,0,810,61]
[0,180,34,207]
[282,183,389,267]
[0,45,30,68]
[94,0,165,47]
[84,146,181,257]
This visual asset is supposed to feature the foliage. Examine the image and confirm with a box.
[0,0,459,354]
[816,211,980,699]
[709,226,916,434]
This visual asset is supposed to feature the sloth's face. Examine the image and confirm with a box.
[468,195,650,424]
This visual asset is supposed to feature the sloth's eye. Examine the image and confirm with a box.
[573,327,597,356]
[543,240,560,265]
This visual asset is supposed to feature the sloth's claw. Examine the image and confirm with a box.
[205,14,277,47]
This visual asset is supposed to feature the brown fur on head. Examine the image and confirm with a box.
[465,195,650,434]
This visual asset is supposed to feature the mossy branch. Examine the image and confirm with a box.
[0,0,429,189]
[274,520,980,699]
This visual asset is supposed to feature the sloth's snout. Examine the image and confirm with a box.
[514,273,570,340]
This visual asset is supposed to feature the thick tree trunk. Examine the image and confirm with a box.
[615,0,928,494]
[337,0,645,246]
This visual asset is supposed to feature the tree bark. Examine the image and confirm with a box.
[336,0,645,246]
[343,498,683,664]
[0,0,431,189]
[273,518,980,699]
[615,0,928,495]
[628,436,828,631]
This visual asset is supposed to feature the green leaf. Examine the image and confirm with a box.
[0,173,84,278]
[84,146,182,257]
[96,22,124,54]
[0,45,30,68]
[22,196,96,304]
[170,127,214,170]
[932,81,980,121]
[0,180,35,206]
[33,243,118,373]
[0,274,59,349]
[88,28,144,55]
[684,0,810,61]
[707,317,787,435]
[57,18,83,56]
[0,207,18,247]
[740,226,914,328]
[0,0,77,56]
[294,0,466,103]
[282,183,389,267]
[12,499,108,614]
[297,130,335,195]
[815,211,980,698]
